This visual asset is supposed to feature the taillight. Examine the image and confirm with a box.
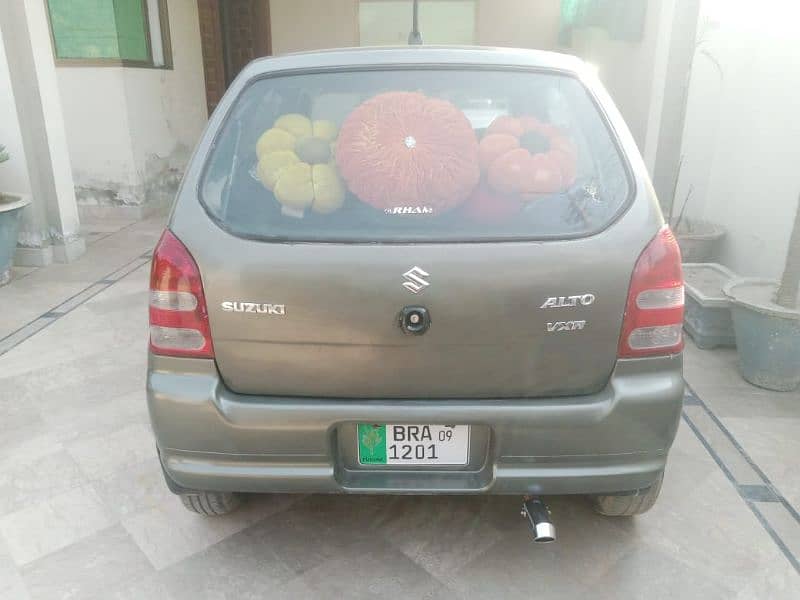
[618,225,684,358]
[149,230,214,358]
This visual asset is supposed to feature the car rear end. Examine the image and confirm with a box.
[147,48,684,509]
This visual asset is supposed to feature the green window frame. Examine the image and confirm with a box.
[46,0,173,68]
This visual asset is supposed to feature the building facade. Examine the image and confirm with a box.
[7,1,790,282]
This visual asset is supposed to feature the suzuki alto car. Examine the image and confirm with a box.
[147,47,684,520]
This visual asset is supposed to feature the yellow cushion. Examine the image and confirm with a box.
[256,128,295,160]
[273,163,314,210]
[312,164,345,214]
[274,113,312,138]
[256,150,299,190]
[256,113,345,215]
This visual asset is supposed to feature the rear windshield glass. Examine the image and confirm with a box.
[200,68,630,242]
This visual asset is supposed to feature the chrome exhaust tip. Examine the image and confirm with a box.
[521,497,556,543]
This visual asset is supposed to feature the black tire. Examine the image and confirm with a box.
[180,491,242,516]
[592,471,664,517]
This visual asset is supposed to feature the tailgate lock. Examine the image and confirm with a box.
[399,305,430,335]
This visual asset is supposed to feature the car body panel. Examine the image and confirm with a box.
[169,47,662,398]
[149,353,682,494]
[152,47,682,496]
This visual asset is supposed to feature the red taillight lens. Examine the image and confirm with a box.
[149,230,214,358]
[618,226,684,358]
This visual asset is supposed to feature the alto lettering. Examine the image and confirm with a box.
[540,294,596,309]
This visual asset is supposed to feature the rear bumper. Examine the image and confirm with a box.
[147,353,683,496]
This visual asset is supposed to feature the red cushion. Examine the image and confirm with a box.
[336,92,480,212]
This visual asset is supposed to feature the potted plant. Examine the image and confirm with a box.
[0,145,32,286]
[724,194,800,391]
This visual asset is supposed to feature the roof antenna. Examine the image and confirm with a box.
[408,0,423,45]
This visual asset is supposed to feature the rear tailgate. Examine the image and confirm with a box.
[195,234,638,398]
[178,64,658,398]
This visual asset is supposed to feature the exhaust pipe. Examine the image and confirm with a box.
[521,497,556,543]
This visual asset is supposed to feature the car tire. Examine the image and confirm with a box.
[179,491,242,516]
[592,471,664,517]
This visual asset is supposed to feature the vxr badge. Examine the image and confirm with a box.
[402,266,430,294]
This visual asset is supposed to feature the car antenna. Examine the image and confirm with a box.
[408,0,423,45]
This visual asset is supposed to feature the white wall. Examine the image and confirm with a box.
[57,68,139,197]
[123,0,208,202]
[56,0,207,208]
[477,0,560,50]
[0,27,33,197]
[569,0,673,152]
[677,0,800,278]
[270,0,560,55]
[270,0,358,54]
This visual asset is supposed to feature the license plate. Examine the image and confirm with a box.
[357,424,470,465]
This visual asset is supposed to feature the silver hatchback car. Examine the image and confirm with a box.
[147,47,684,527]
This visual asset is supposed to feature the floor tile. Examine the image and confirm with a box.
[122,493,298,570]
[66,423,155,480]
[107,574,176,600]
[590,543,735,600]
[92,457,172,519]
[376,495,506,580]
[20,525,153,600]
[0,537,29,600]
[0,449,86,517]
[638,445,796,590]
[683,405,762,485]
[445,502,598,598]
[278,534,449,600]
[757,502,800,565]
[0,485,114,566]
[158,524,299,600]
[39,388,149,446]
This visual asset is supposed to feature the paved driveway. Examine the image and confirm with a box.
[0,218,798,599]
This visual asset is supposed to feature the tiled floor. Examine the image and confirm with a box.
[1,220,799,599]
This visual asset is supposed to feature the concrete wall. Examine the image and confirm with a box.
[270,0,358,54]
[269,0,559,54]
[56,0,207,212]
[0,0,84,263]
[569,0,674,152]
[123,0,208,206]
[477,0,559,50]
[57,68,138,200]
[676,0,800,279]
[0,27,33,198]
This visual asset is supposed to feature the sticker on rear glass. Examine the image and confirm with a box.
[384,206,434,215]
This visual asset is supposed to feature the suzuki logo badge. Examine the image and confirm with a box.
[402,266,430,294]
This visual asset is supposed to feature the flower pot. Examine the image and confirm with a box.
[0,194,30,286]
[723,278,800,391]
[674,220,726,263]
[683,263,737,349]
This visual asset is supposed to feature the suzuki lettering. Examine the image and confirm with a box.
[221,301,285,315]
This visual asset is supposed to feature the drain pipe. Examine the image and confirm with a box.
[521,497,556,543]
